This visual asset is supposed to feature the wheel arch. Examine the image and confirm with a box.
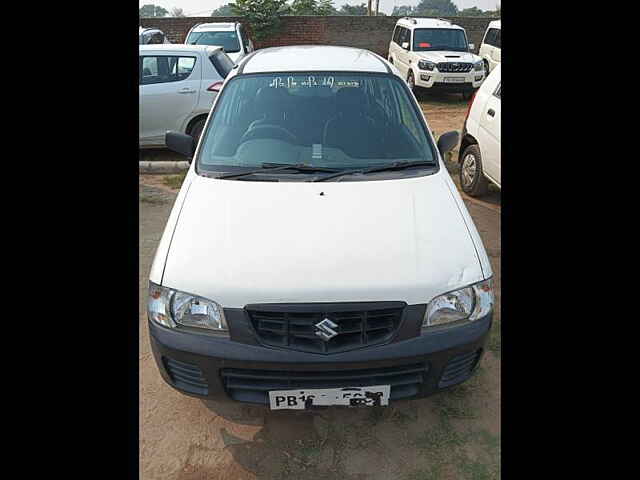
[184,114,208,135]
[458,133,478,163]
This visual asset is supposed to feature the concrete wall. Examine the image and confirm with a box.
[140,16,499,57]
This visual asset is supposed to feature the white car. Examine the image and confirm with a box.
[147,46,494,409]
[388,17,485,100]
[139,44,234,148]
[478,20,501,74]
[459,63,501,196]
[185,22,254,64]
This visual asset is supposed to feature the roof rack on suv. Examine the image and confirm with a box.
[436,18,452,24]
[402,17,417,24]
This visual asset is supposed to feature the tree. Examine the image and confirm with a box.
[139,4,169,17]
[413,0,458,17]
[170,7,186,17]
[231,0,289,41]
[392,5,414,16]
[211,3,238,16]
[339,3,367,15]
[287,0,337,15]
[460,6,485,16]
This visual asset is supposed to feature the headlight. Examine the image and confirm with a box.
[474,61,484,72]
[422,279,493,329]
[418,60,435,71]
[148,282,228,333]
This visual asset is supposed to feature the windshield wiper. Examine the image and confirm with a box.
[215,163,341,180]
[309,161,436,183]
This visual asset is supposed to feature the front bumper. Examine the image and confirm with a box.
[414,69,484,91]
[148,311,493,405]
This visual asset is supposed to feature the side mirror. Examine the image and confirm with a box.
[437,131,460,157]
[401,42,409,50]
[469,43,475,50]
[166,131,195,160]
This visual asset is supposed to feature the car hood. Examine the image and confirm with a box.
[415,51,480,64]
[162,173,486,308]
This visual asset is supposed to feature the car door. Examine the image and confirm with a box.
[139,53,202,146]
[477,79,501,186]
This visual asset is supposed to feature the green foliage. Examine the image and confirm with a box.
[211,4,238,16]
[392,5,415,16]
[230,0,289,41]
[339,3,368,15]
[170,7,186,17]
[413,0,458,16]
[287,0,337,15]
[139,4,169,17]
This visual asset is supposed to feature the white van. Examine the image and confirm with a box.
[147,46,494,410]
[478,20,501,74]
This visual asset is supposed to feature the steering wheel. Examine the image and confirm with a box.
[240,124,299,144]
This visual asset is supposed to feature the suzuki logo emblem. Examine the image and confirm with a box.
[315,318,339,341]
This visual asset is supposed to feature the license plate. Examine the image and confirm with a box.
[444,77,466,83]
[268,385,390,410]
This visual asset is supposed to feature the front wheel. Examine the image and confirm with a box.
[189,118,206,146]
[407,70,416,92]
[459,144,489,197]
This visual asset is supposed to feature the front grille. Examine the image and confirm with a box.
[247,303,405,354]
[438,349,482,388]
[437,62,473,73]
[163,357,208,395]
[221,363,428,404]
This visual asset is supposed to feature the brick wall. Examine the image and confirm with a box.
[140,16,499,57]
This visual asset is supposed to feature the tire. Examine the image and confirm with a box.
[407,70,416,92]
[189,118,206,146]
[483,59,490,75]
[459,144,489,197]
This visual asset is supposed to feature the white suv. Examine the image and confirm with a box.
[139,44,234,148]
[185,22,254,64]
[459,64,501,196]
[388,17,485,100]
[478,20,501,74]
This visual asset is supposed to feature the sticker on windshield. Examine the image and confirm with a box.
[268,76,359,89]
[312,144,322,159]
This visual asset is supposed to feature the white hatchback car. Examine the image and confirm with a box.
[185,22,254,64]
[459,63,501,196]
[147,46,494,409]
[478,20,501,74]
[139,44,234,147]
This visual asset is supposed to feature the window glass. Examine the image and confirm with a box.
[399,28,410,47]
[494,83,501,99]
[494,30,501,49]
[197,72,436,176]
[210,52,234,78]
[186,31,241,53]
[140,56,197,85]
[392,26,401,44]
[149,32,164,44]
[413,28,468,52]
[484,28,497,47]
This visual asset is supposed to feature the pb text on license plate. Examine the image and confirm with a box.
[444,77,465,83]
[268,385,390,410]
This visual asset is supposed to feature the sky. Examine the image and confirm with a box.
[140,0,500,17]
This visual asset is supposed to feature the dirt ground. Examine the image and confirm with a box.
[139,93,501,480]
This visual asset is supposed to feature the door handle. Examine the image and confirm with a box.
[487,108,495,117]
[178,88,196,94]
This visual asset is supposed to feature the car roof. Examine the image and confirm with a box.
[139,44,223,54]
[395,17,464,30]
[239,46,391,74]
[191,22,238,32]
[488,20,501,29]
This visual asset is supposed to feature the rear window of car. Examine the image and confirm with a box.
[209,51,234,79]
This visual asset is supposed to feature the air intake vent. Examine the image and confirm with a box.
[439,349,482,388]
[221,363,428,404]
[163,357,208,395]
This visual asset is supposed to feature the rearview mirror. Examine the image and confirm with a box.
[469,43,475,50]
[401,42,409,50]
[166,131,195,160]
[437,131,460,157]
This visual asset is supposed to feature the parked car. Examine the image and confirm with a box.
[388,17,485,100]
[184,22,254,64]
[478,20,501,74]
[139,44,234,148]
[459,63,501,196]
[139,27,170,45]
[147,45,494,410]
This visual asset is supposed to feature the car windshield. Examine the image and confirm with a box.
[186,31,240,53]
[197,72,437,178]
[413,28,468,52]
